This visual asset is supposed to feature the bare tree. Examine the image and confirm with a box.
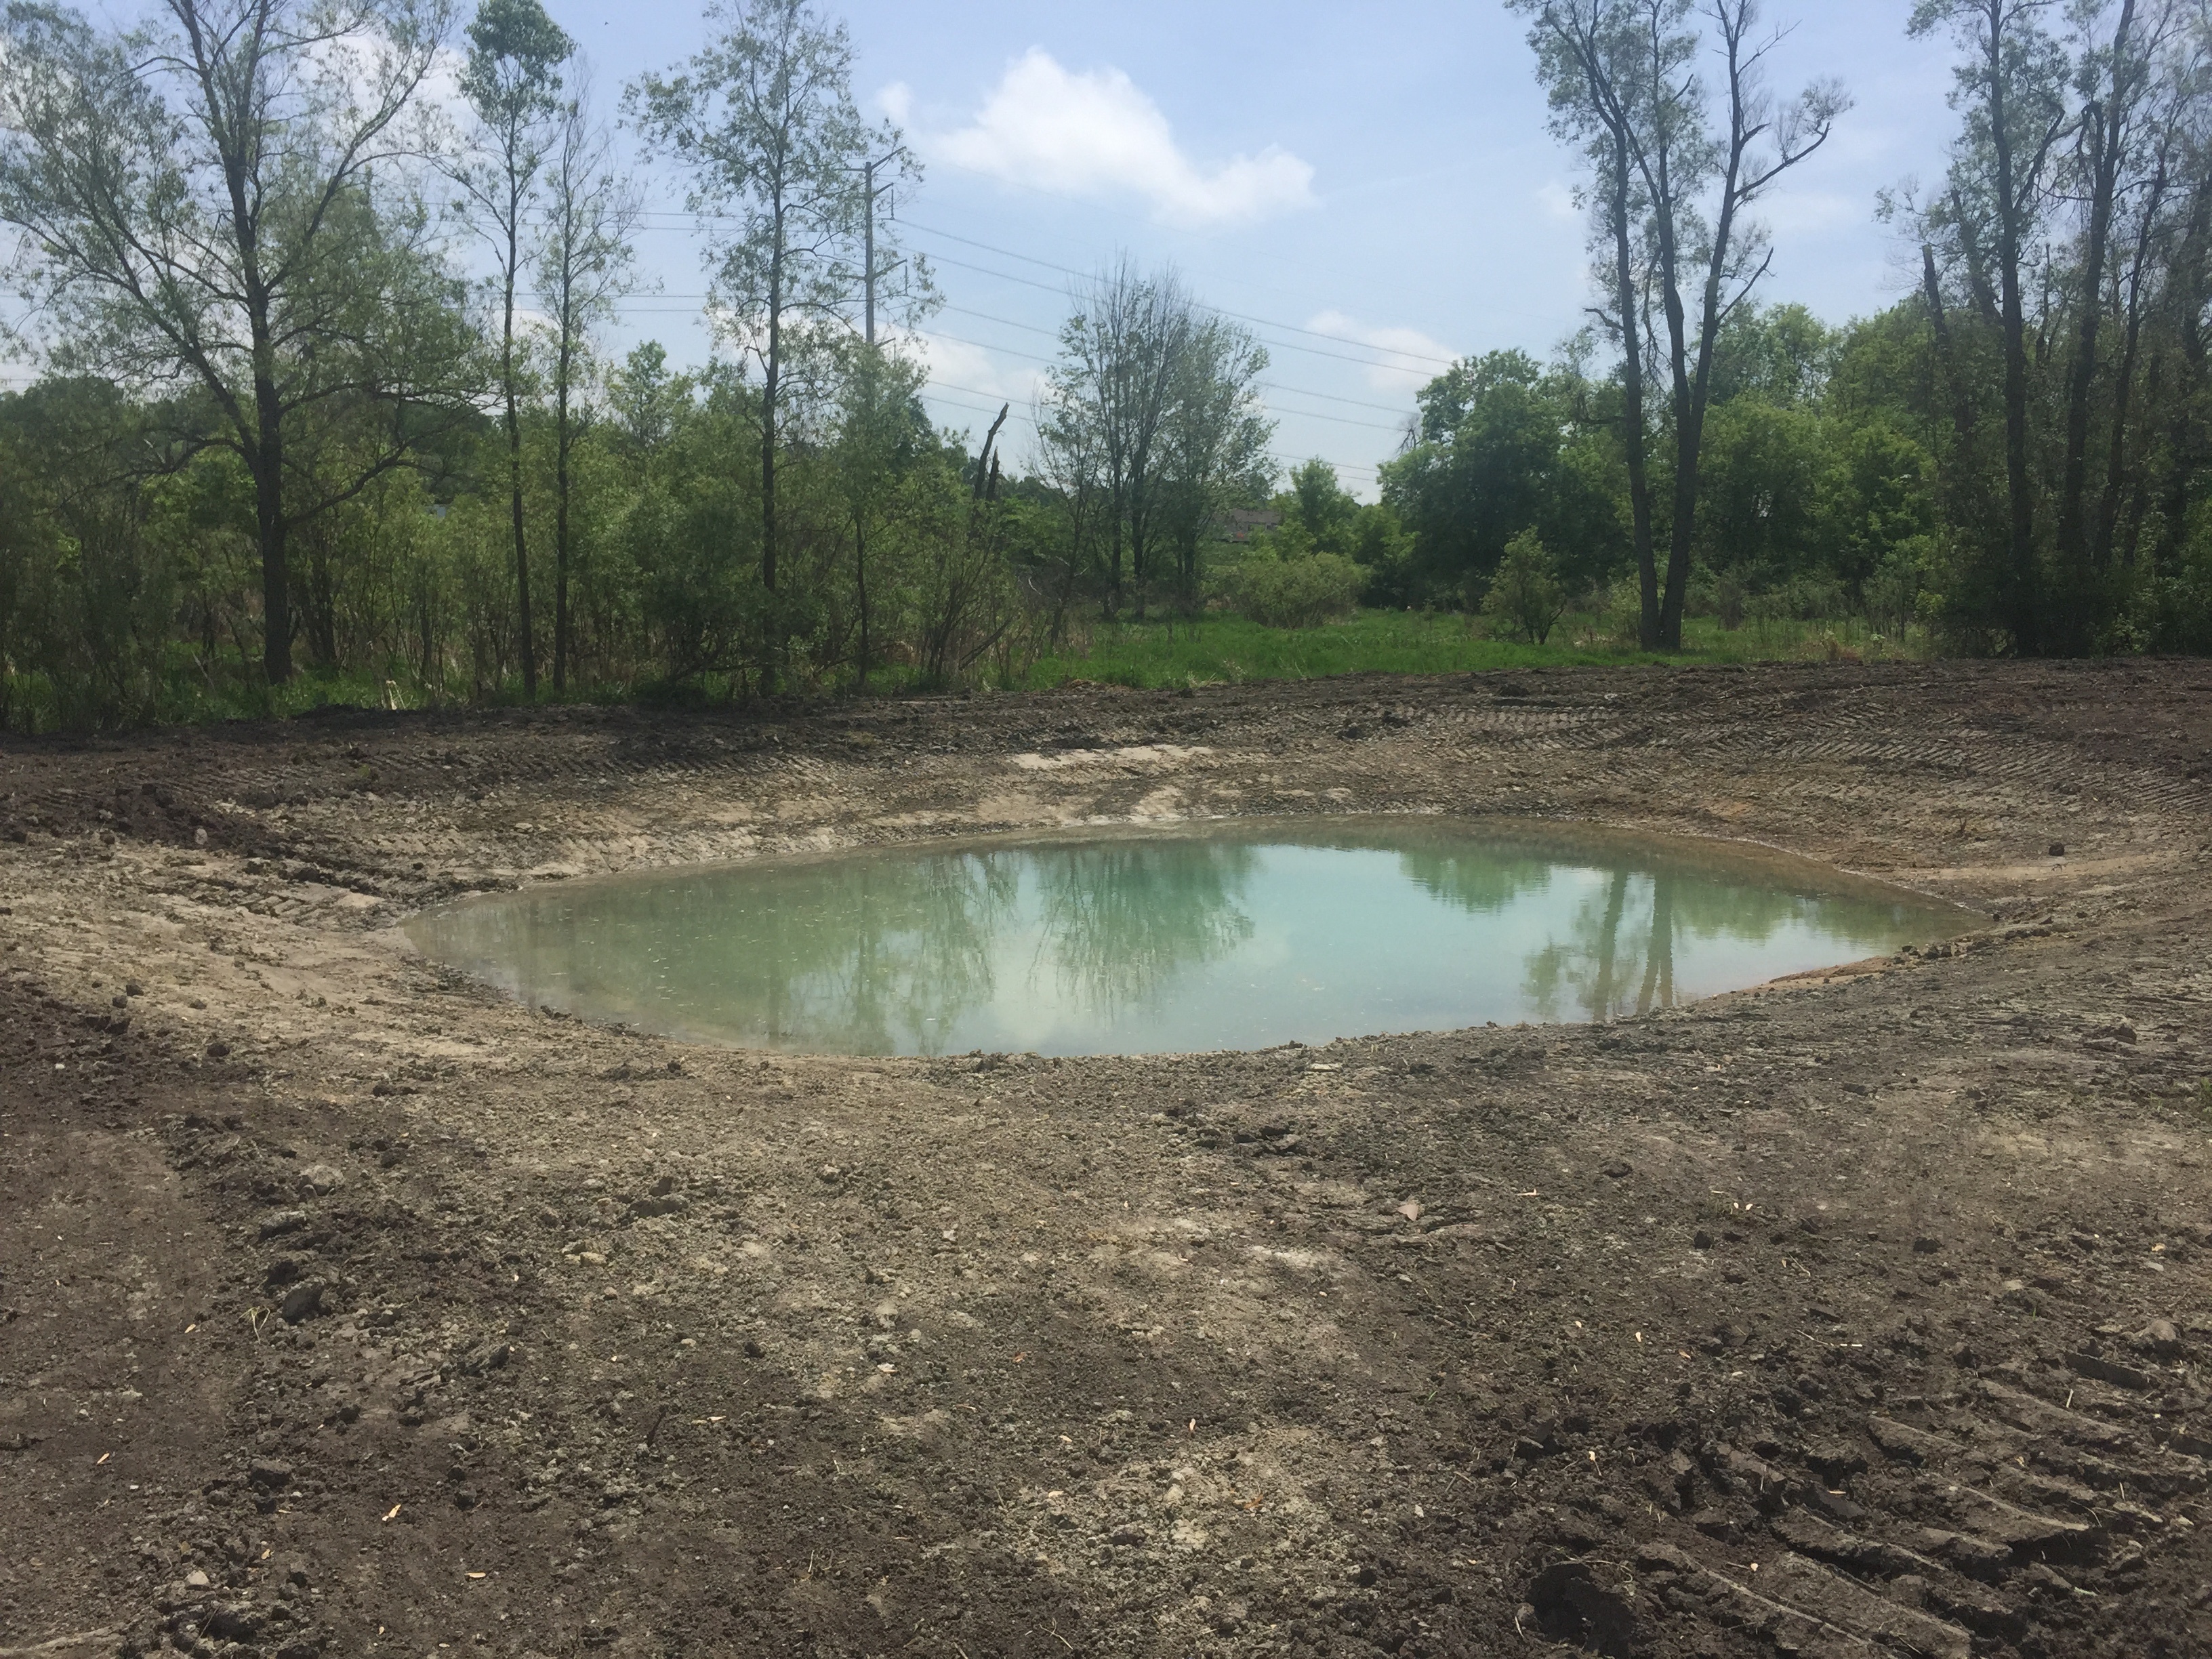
[1511,0,1684,644]
[1643,2,1848,648]
[2047,0,2196,635]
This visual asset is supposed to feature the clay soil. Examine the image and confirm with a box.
[2,659,2210,1659]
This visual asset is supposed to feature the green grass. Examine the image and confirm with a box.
[1012,609,1921,691]
[1,610,1924,735]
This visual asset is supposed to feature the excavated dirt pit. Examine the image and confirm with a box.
[1,659,2209,1659]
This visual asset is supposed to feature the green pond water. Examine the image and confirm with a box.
[406,821,1975,1057]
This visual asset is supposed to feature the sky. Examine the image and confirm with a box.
[12,0,1969,497]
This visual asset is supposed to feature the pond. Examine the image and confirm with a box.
[405,819,1975,1057]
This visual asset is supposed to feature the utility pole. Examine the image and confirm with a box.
[853,146,905,346]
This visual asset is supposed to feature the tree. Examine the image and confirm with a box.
[534,64,638,693]
[1910,0,2072,651]
[1042,262,1191,619]
[1647,2,1848,649]
[630,0,920,684]
[1038,266,1274,620]
[1382,350,1624,600]
[456,0,572,698]
[1482,529,1571,642]
[1513,0,1847,648]
[0,0,464,682]
[827,340,928,683]
[1156,312,1273,612]
[1283,458,1361,551]
[1509,0,1675,642]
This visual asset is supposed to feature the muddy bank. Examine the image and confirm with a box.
[1,659,2209,1659]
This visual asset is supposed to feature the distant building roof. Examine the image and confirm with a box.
[1220,508,1283,543]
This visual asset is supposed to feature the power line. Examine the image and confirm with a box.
[916,250,1455,380]
[633,207,1458,382]
[934,304,1420,417]
[598,295,1419,437]
[919,377,1380,480]
[604,293,1418,425]
[916,327,1408,434]
[901,220,1463,370]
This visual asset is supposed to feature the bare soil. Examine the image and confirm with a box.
[1,659,2209,1659]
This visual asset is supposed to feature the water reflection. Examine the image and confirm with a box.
[1033,841,1258,1016]
[407,821,1972,1056]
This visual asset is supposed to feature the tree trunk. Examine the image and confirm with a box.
[503,195,535,699]
[252,370,291,686]
[553,354,573,695]
[854,517,869,687]
[1653,220,1694,651]
[307,527,336,665]
[2055,0,2135,647]
[2095,150,2165,571]
[762,233,782,598]
[2152,162,2211,571]
[1608,134,1658,649]
[1985,0,2042,655]
[1107,478,1124,620]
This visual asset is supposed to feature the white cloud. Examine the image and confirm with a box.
[892,329,1049,429]
[1304,310,1458,396]
[893,49,1316,229]
[1536,178,1579,222]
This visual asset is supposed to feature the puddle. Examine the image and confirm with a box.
[405,819,1976,1056]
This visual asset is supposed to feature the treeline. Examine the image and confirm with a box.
[1397,0,2212,655]
[0,0,1279,730]
[3,0,2210,733]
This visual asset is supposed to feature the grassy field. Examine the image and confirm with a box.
[1013,609,1919,691]
[1,609,1914,732]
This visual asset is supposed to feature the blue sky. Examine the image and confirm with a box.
[561,0,1963,496]
[14,0,1967,497]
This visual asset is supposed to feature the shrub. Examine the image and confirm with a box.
[1229,547,1364,628]
[1480,530,1568,644]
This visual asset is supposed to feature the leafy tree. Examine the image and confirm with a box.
[1382,350,1624,600]
[630,0,922,682]
[1157,313,1273,612]
[1039,263,1274,619]
[827,340,930,682]
[0,0,465,683]
[456,0,573,698]
[1481,529,1570,643]
[1283,458,1361,551]
[534,66,639,692]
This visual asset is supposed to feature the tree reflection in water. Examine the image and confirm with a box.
[1523,866,1851,1021]
[1395,843,1553,915]
[409,821,1970,1054]
[772,853,1022,1052]
[1032,840,1258,1017]
[473,851,1022,1053]
[457,838,1260,1054]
